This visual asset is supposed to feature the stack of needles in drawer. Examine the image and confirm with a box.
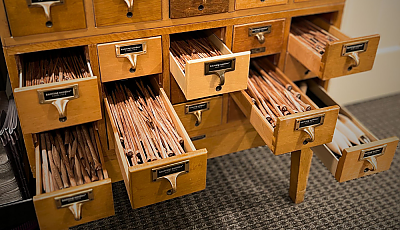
[246,60,311,128]
[22,47,90,87]
[291,19,339,55]
[170,33,223,71]
[35,123,107,193]
[106,80,185,166]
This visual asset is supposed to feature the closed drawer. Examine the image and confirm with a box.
[4,0,86,37]
[308,81,399,182]
[235,0,287,10]
[104,78,207,209]
[232,19,285,57]
[98,36,163,82]
[93,0,161,27]
[170,0,229,19]
[288,18,380,80]
[173,96,223,132]
[33,123,114,230]
[230,60,339,155]
[13,48,101,134]
[170,33,250,100]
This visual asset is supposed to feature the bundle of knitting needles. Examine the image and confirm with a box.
[246,60,312,128]
[35,123,107,193]
[22,47,90,87]
[106,79,185,166]
[291,19,339,55]
[326,114,372,158]
[170,33,223,71]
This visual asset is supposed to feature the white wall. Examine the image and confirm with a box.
[327,0,400,105]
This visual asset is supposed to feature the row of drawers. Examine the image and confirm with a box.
[25,62,397,229]
[4,0,327,37]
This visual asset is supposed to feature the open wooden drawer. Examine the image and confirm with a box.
[308,81,399,182]
[288,18,380,80]
[32,123,114,230]
[170,33,250,100]
[230,62,339,155]
[104,79,207,209]
[13,47,102,134]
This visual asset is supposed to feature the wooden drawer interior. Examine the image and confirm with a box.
[232,19,286,57]
[230,59,339,155]
[170,31,250,100]
[288,17,380,80]
[104,77,207,209]
[170,0,229,19]
[4,0,86,37]
[307,81,399,182]
[173,96,223,132]
[235,0,288,10]
[13,47,102,134]
[98,36,163,83]
[93,0,162,27]
[33,122,114,230]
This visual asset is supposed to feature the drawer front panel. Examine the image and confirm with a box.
[93,0,162,27]
[232,19,285,57]
[173,96,223,132]
[4,0,86,37]
[98,36,163,82]
[235,0,287,10]
[309,82,399,182]
[288,19,380,80]
[105,84,207,209]
[14,77,102,134]
[170,0,229,19]
[170,34,250,100]
[230,63,339,155]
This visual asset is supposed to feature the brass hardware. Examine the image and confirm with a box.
[342,41,368,70]
[115,42,147,73]
[359,144,387,171]
[68,203,83,221]
[249,25,271,44]
[185,102,210,126]
[204,59,236,91]
[37,84,79,122]
[26,0,64,28]
[54,189,94,221]
[295,114,325,145]
[124,0,134,13]
[152,161,189,195]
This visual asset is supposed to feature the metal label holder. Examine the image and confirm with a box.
[248,25,272,44]
[204,58,236,91]
[115,42,147,73]
[358,144,386,172]
[37,84,79,122]
[26,0,64,28]
[152,160,189,195]
[54,189,94,221]
[185,102,210,126]
[341,40,369,70]
[295,114,325,145]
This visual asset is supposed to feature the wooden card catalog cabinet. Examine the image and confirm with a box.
[3,0,86,37]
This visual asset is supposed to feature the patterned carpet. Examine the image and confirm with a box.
[72,93,400,230]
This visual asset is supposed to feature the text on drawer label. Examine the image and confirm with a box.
[359,144,387,160]
[248,25,272,36]
[342,41,368,55]
[205,58,236,74]
[186,102,210,114]
[152,160,189,181]
[295,114,325,130]
[116,42,147,57]
[54,189,94,208]
[38,85,79,103]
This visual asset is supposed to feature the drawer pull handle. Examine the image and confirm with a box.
[115,42,147,73]
[366,156,377,172]
[152,160,189,195]
[302,126,315,144]
[193,110,202,126]
[126,53,138,73]
[124,0,134,17]
[255,33,265,44]
[185,102,210,127]
[347,52,360,70]
[68,203,83,221]
[164,171,186,195]
[27,0,63,28]
[215,70,225,91]
[52,98,70,122]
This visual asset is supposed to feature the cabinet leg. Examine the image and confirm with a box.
[289,148,313,204]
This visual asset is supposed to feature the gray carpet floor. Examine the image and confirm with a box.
[72,93,400,230]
